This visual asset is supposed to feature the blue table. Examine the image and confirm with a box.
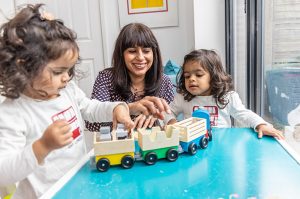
[51,128,300,198]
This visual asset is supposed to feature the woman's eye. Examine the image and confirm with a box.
[143,48,152,53]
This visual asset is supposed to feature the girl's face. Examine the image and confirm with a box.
[183,60,211,96]
[123,46,153,79]
[26,49,78,100]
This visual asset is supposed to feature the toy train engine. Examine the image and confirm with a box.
[173,117,208,155]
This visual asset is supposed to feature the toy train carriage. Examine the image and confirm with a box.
[93,126,135,172]
[172,117,209,155]
[137,126,180,165]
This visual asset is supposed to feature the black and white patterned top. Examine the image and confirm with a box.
[85,69,174,131]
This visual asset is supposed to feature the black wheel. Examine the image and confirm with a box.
[145,152,158,165]
[200,136,208,149]
[208,130,212,141]
[121,155,135,169]
[188,143,197,155]
[96,158,110,172]
[166,148,178,162]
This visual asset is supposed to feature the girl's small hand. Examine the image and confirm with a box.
[128,96,171,120]
[33,120,73,164]
[40,120,73,151]
[134,114,157,129]
[256,124,284,140]
[112,104,134,130]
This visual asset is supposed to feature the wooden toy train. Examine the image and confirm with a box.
[90,109,212,172]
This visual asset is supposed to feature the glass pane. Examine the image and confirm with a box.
[263,0,300,153]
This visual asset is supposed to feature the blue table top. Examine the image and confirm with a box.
[53,128,300,199]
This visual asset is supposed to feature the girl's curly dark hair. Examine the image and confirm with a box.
[177,49,234,109]
[0,4,79,99]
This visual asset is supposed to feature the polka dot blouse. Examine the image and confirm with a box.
[85,69,174,132]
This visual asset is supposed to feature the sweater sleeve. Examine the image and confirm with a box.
[163,93,184,124]
[228,92,267,129]
[69,81,124,123]
[85,70,113,131]
[0,101,40,186]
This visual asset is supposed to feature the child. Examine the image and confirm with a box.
[0,4,133,198]
[164,49,283,139]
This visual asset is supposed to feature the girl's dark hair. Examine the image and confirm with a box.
[177,49,234,108]
[110,23,163,100]
[0,4,79,99]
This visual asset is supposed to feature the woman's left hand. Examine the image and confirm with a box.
[134,114,157,129]
[128,96,171,120]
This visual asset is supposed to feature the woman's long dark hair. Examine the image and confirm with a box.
[177,49,234,108]
[110,23,163,100]
[0,4,79,99]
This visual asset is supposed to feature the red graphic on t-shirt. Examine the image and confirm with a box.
[51,106,81,139]
[193,105,219,127]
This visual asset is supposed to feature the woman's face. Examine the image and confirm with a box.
[123,46,153,79]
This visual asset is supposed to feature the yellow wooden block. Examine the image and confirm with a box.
[95,152,135,166]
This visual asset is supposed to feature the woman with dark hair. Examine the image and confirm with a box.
[86,23,174,131]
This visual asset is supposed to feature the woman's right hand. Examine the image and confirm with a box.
[134,114,157,129]
[128,96,171,120]
[33,120,73,164]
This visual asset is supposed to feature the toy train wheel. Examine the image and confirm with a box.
[166,148,178,162]
[121,155,135,169]
[96,158,110,172]
[200,136,208,149]
[145,152,158,165]
[188,143,197,155]
[208,130,212,141]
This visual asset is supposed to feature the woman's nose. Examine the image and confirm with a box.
[135,49,144,60]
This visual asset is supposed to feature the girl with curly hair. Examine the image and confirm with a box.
[164,49,283,139]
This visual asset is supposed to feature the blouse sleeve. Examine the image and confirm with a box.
[159,74,175,104]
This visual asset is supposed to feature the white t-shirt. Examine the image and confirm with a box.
[0,81,122,198]
[164,91,266,129]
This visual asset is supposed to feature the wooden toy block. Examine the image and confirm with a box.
[137,126,179,151]
[94,130,134,156]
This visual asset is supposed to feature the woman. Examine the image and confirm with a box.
[86,23,174,131]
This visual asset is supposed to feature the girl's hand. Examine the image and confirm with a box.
[112,104,134,130]
[128,96,171,120]
[256,124,284,140]
[33,120,73,164]
[134,114,157,129]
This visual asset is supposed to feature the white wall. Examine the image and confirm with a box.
[193,0,226,64]
[99,0,195,67]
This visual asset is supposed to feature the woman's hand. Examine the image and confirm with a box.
[112,103,135,130]
[128,96,171,120]
[256,124,284,140]
[134,114,157,129]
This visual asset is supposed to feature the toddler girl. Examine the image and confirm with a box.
[0,4,133,198]
[164,49,283,139]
